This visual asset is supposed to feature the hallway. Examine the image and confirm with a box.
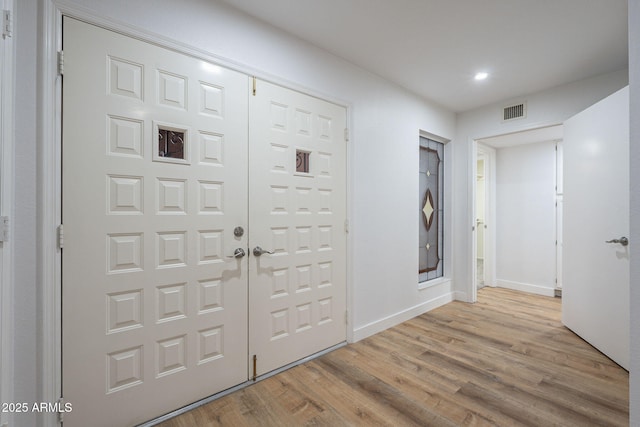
[159,288,628,426]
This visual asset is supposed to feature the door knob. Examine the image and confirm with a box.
[253,246,274,256]
[605,236,629,246]
[227,248,246,258]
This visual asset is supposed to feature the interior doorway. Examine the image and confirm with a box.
[472,125,563,300]
[472,143,496,299]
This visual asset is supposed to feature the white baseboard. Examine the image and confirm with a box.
[352,292,453,342]
[497,279,555,297]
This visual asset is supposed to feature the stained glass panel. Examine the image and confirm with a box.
[158,128,185,159]
[419,137,444,282]
[296,150,310,173]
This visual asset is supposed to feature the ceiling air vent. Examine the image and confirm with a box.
[503,102,526,121]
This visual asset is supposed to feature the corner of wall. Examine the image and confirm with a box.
[352,291,453,342]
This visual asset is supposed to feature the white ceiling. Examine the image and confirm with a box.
[220,0,628,113]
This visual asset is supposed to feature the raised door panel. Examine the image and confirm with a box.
[248,80,347,377]
[62,18,248,427]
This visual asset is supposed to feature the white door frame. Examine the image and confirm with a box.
[477,144,496,287]
[0,2,15,426]
[555,140,563,291]
[39,4,353,425]
[469,124,561,302]
[470,141,496,302]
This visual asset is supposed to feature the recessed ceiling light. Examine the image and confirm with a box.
[474,72,489,81]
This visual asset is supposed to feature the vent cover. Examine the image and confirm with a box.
[503,102,526,121]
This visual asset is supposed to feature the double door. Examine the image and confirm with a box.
[62,18,346,427]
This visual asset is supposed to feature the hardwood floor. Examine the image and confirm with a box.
[157,288,629,426]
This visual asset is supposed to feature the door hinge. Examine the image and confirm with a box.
[252,76,256,96]
[2,10,12,39]
[345,310,348,325]
[344,219,349,234]
[57,396,66,423]
[344,128,349,142]
[57,224,64,249]
[0,216,8,242]
[252,354,257,381]
[57,51,64,76]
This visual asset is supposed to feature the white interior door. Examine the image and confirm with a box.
[563,86,629,369]
[248,80,347,377]
[62,18,249,427]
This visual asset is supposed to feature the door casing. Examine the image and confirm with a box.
[471,142,496,301]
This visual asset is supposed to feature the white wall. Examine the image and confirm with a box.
[629,0,640,423]
[49,0,457,334]
[13,1,38,427]
[495,141,557,296]
[454,69,629,301]
[9,0,458,420]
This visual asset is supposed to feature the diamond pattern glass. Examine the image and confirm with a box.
[419,137,444,282]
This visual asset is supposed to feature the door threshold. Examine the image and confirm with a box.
[138,342,347,427]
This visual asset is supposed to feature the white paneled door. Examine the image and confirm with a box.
[62,18,249,427]
[62,18,347,427]
[248,80,347,377]
[563,87,629,370]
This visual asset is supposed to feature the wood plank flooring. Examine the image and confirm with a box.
[157,288,629,426]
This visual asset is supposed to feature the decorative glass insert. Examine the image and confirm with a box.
[296,150,310,173]
[158,128,185,159]
[419,137,444,282]
[153,121,190,165]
